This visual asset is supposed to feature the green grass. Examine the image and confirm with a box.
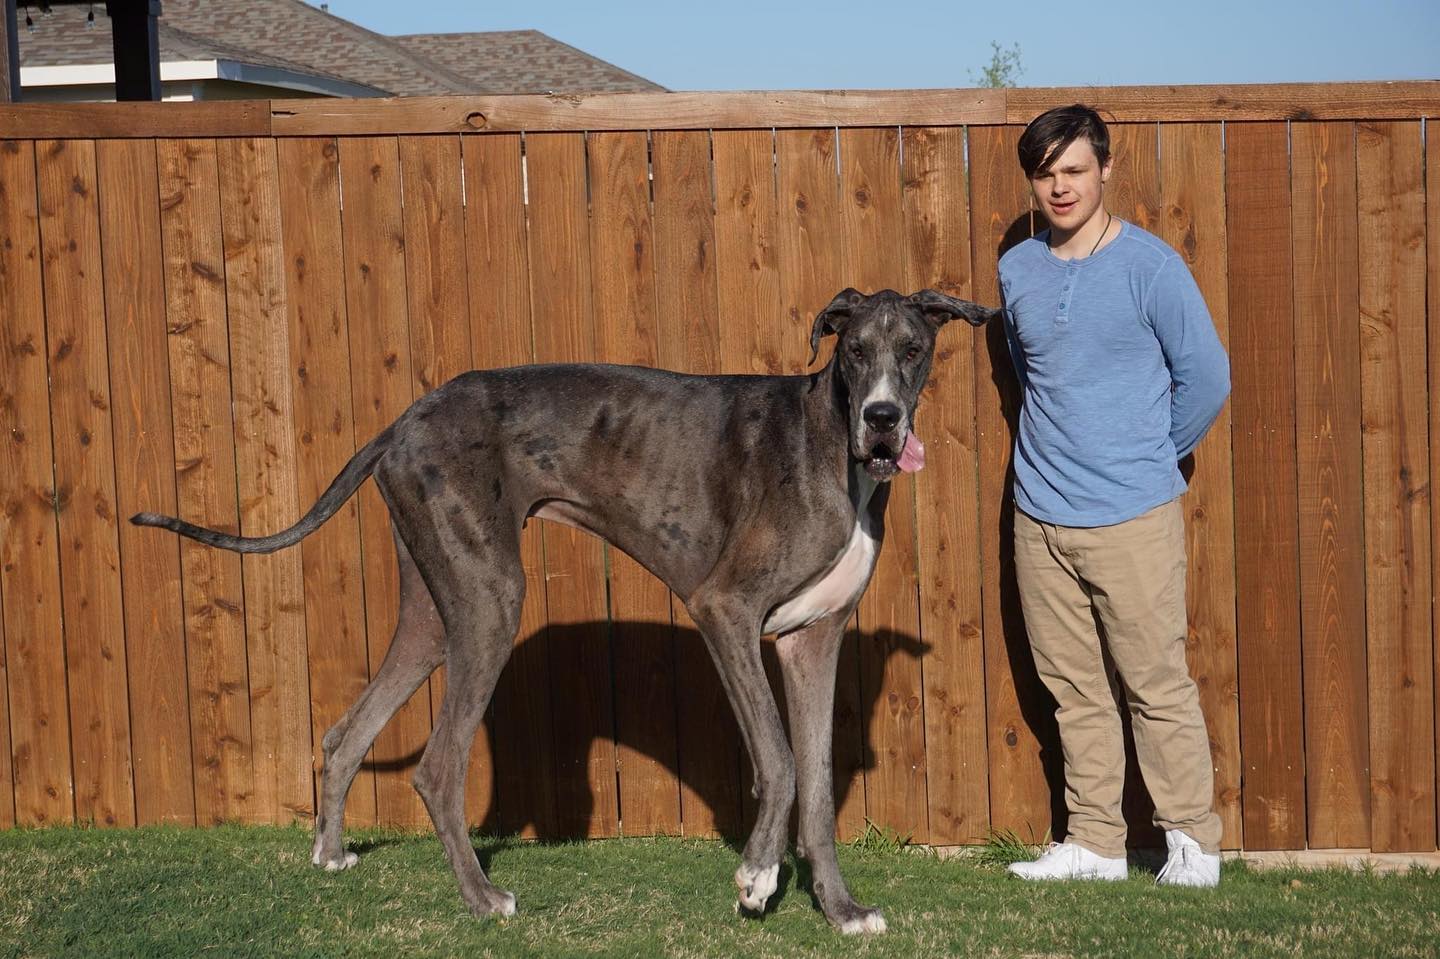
[2,824,1438,958]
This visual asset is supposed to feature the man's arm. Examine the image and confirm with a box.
[1146,257,1230,459]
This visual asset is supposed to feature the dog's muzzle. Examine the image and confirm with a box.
[858,403,924,481]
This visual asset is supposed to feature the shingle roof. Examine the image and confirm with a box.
[394,31,664,94]
[18,0,663,97]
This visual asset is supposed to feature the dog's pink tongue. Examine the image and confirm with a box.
[897,431,926,473]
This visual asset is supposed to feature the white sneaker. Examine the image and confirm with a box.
[1156,829,1220,887]
[1007,842,1127,881]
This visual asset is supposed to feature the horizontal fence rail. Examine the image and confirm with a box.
[0,84,1437,855]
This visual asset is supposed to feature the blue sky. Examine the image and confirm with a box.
[326,0,1439,91]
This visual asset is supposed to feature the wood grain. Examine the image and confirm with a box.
[95,138,195,825]
[0,139,75,825]
[1226,122,1306,851]
[159,138,256,825]
[902,125,990,846]
[1356,120,1435,853]
[1290,121,1369,849]
[275,136,375,827]
[37,138,136,827]
[218,136,314,825]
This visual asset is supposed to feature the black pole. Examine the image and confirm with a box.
[2,0,19,103]
[106,0,161,101]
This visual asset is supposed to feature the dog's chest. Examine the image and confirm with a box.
[761,477,880,636]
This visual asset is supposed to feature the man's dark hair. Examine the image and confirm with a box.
[1017,104,1111,178]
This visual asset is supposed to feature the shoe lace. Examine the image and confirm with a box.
[1157,843,1196,882]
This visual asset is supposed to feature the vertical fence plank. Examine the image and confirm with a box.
[460,135,550,836]
[1429,119,1440,847]
[0,139,75,825]
[651,129,742,838]
[159,138,255,825]
[902,125,990,845]
[969,125,1055,842]
[1227,121,1307,850]
[398,133,489,825]
[1290,121,1370,849]
[587,130,683,836]
[773,125,869,839]
[275,137,374,827]
[218,137,313,825]
[775,127,842,376]
[713,129,784,376]
[37,139,135,827]
[96,138,195,825]
[1159,123,1243,848]
[526,131,619,837]
[1357,119,1435,853]
[839,125,929,842]
[461,132,556,837]
[337,136,429,828]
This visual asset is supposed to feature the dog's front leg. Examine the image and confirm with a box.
[686,592,795,916]
[776,612,887,934]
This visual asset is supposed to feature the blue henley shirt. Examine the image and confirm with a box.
[998,220,1230,528]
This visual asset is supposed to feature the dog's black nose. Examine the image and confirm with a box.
[863,402,902,433]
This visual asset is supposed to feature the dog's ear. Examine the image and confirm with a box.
[809,288,865,364]
[906,289,1002,329]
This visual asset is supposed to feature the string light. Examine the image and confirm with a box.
[87,4,96,29]
[23,2,34,33]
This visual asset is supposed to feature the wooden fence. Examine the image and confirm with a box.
[1,82,1438,853]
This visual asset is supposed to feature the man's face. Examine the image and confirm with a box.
[1028,137,1111,233]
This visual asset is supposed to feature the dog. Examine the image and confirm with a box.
[133,287,998,933]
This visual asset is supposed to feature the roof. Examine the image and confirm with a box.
[394,31,664,94]
[17,0,664,97]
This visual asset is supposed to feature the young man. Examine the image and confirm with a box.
[997,105,1230,887]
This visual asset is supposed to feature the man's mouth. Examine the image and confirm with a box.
[1050,199,1078,216]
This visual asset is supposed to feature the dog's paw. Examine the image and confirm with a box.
[837,907,887,935]
[323,851,359,872]
[470,889,517,918]
[734,862,780,914]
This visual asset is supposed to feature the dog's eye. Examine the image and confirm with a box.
[904,345,921,362]
[849,344,864,360]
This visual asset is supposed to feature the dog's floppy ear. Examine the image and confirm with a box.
[809,288,865,365]
[906,289,1002,329]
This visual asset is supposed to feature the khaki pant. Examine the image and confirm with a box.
[1013,498,1222,857]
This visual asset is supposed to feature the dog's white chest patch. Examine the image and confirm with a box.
[762,510,879,636]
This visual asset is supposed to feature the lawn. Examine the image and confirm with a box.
[1,824,1437,958]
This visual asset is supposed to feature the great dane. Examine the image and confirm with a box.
[132,287,997,933]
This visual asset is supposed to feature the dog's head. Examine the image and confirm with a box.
[811,288,1000,481]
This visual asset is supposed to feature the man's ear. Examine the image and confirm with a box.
[809,288,864,365]
[906,289,1002,329]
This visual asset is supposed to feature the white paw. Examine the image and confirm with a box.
[734,863,780,912]
[323,851,359,872]
[494,891,517,917]
[839,910,887,935]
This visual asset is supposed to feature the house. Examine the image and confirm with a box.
[14,0,664,102]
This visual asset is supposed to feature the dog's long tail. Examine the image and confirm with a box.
[130,425,396,554]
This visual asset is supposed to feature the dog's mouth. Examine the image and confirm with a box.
[860,431,926,482]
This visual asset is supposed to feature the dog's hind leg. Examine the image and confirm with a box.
[776,612,886,934]
[409,526,525,918]
[685,591,796,917]
[311,525,445,871]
